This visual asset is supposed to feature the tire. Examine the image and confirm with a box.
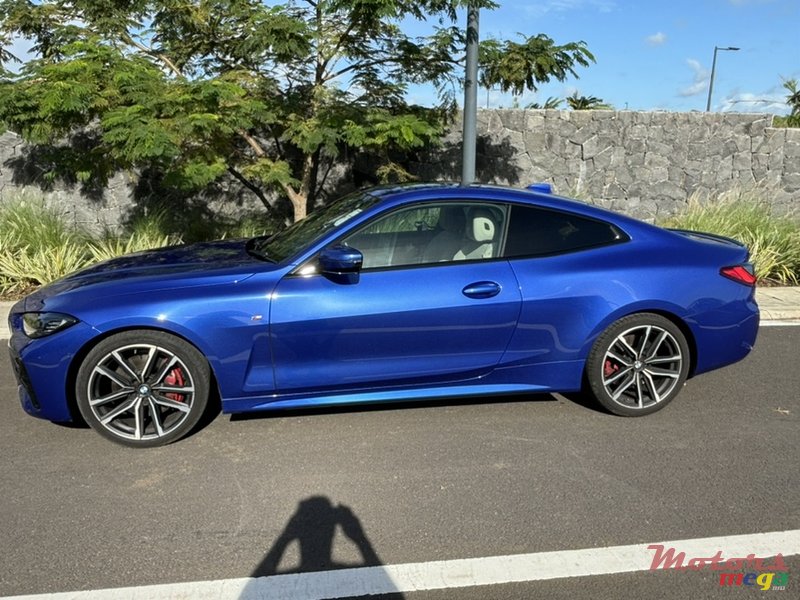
[75,330,211,447]
[586,313,690,417]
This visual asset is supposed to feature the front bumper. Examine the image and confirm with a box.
[8,314,98,422]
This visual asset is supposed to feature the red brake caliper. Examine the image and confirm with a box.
[604,360,619,378]
[164,368,185,402]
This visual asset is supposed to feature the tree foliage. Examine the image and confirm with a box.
[783,78,800,127]
[526,96,562,109]
[565,92,612,110]
[0,1,596,221]
[479,34,593,96]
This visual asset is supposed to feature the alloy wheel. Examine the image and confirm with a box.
[600,324,684,410]
[86,344,197,442]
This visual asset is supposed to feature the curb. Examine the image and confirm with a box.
[1,300,14,338]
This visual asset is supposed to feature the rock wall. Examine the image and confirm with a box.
[420,109,799,221]
[0,132,142,230]
[1,110,799,230]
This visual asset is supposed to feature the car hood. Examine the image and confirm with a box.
[22,239,272,311]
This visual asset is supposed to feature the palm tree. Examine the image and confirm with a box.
[566,92,613,110]
[527,96,563,109]
[784,78,800,126]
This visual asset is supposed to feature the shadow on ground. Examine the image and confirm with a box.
[241,495,405,599]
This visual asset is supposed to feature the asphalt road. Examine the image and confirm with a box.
[1,327,798,599]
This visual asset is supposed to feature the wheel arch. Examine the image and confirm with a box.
[64,325,223,424]
[637,309,698,378]
[585,307,698,378]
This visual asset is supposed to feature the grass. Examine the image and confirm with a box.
[661,187,800,285]
[88,210,180,264]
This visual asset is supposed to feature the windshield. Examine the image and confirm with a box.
[248,190,380,263]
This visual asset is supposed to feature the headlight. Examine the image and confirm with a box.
[22,312,78,338]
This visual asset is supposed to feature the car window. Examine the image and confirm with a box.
[250,190,380,263]
[343,202,506,269]
[503,205,627,258]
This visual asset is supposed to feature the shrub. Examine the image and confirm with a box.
[0,192,277,296]
[0,195,181,294]
[90,210,181,263]
[661,187,800,285]
[0,195,92,292]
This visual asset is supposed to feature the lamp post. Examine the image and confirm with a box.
[461,4,479,185]
[705,46,740,112]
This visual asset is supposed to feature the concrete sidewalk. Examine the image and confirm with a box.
[1,287,798,338]
[754,286,800,321]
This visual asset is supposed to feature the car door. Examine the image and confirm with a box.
[269,202,522,394]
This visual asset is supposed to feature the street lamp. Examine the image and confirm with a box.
[706,46,740,112]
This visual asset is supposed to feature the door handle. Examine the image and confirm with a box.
[462,281,502,299]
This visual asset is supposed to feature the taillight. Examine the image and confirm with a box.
[720,263,757,286]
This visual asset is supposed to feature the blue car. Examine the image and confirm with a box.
[8,183,759,447]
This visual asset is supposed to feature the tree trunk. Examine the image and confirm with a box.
[286,152,317,222]
[286,188,308,222]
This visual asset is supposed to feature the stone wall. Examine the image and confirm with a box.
[1,110,799,230]
[0,131,267,232]
[0,132,139,230]
[417,110,800,221]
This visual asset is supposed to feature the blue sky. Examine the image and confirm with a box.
[4,0,798,114]
[442,0,799,113]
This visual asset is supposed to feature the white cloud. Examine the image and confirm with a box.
[678,58,710,97]
[719,91,790,114]
[646,32,667,46]
[524,0,617,18]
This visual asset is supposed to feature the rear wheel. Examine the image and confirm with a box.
[76,330,210,447]
[586,313,690,416]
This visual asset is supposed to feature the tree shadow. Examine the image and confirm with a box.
[1,136,290,239]
[2,130,521,235]
[317,133,523,208]
[411,133,522,185]
[126,168,289,243]
[2,133,110,201]
[241,496,404,599]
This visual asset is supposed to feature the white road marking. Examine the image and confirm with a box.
[4,529,799,600]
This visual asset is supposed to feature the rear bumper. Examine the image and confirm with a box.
[690,295,759,376]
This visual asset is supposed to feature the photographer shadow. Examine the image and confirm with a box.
[242,495,404,599]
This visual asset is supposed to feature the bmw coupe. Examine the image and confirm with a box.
[8,183,759,447]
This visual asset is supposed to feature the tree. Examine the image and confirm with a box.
[479,34,593,96]
[783,78,800,127]
[566,92,612,110]
[0,1,596,222]
[526,96,562,109]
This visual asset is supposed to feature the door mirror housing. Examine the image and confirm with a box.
[319,245,363,283]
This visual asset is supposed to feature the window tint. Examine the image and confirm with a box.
[503,205,626,258]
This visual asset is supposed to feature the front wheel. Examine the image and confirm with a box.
[586,313,690,416]
[76,330,211,447]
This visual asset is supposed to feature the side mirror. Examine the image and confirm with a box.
[319,245,363,282]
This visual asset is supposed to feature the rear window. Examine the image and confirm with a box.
[503,205,627,258]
